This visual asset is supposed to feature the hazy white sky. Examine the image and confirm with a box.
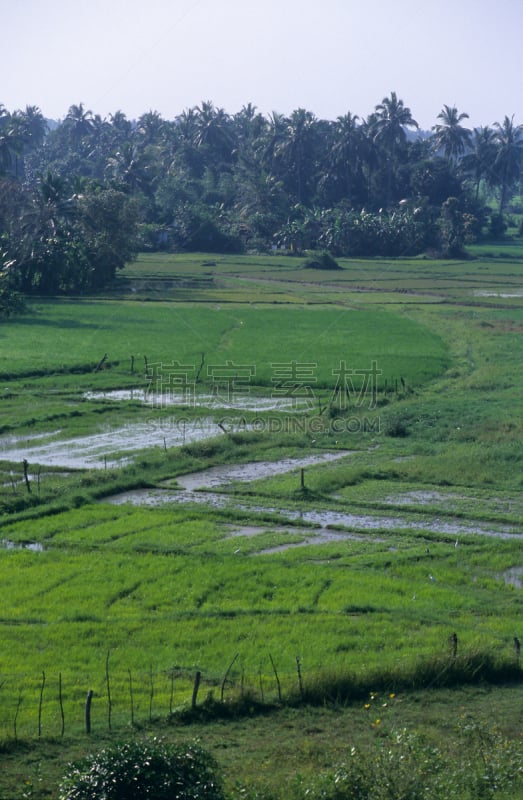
[4,0,522,130]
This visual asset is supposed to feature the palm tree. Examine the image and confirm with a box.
[0,107,45,178]
[136,110,165,146]
[358,114,380,205]
[431,105,471,163]
[0,107,14,174]
[3,113,27,178]
[261,111,287,173]
[234,103,267,147]
[192,101,235,163]
[373,92,418,206]
[374,92,418,145]
[109,110,132,137]
[492,115,523,212]
[462,126,497,200]
[9,106,47,159]
[271,108,320,205]
[326,111,362,202]
[64,103,94,143]
[105,142,153,194]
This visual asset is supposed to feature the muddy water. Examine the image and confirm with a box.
[1,388,309,469]
[84,389,308,412]
[224,524,377,554]
[0,539,44,552]
[107,450,522,541]
[174,451,349,490]
[109,486,521,538]
[502,566,523,589]
[0,418,231,469]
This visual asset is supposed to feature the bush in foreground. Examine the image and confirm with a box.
[58,738,224,800]
[293,724,523,800]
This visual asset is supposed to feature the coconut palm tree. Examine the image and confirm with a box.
[492,115,523,212]
[0,107,15,174]
[270,108,320,205]
[136,110,165,146]
[462,126,497,200]
[431,105,471,164]
[105,142,153,194]
[108,110,132,140]
[64,103,94,143]
[325,112,362,203]
[192,101,235,164]
[374,92,418,146]
[373,92,418,206]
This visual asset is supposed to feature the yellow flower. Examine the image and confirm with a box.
[389,693,396,699]
[364,703,371,709]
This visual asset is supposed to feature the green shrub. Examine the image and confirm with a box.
[297,725,523,800]
[302,250,341,270]
[383,412,411,438]
[58,738,224,800]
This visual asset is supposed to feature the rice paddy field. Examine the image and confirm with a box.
[1,245,523,799]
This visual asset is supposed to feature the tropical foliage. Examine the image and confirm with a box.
[1,95,522,299]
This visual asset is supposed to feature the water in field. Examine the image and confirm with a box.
[173,451,349,490]
[474,289,523,298]
[108,451,523,542]
[0,539,44,552]
[0,418,234,469]
[224,524,378,554]
[0,386,311,469]
[502,566,523,589]
[84,389,309,412]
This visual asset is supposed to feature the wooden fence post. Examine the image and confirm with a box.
[106,650,112,730]
[14,689,22,740]
[23,459,31,493]
[85,689,93,734]
[221,653,239,702]
[38,670,45,737]
[191,671,201,710]
[296,656,304,699]
[149,665,154,722]
[169,669,175,716]
[269,653,282,703]
[128,669,135,727]
[59,672,65,737]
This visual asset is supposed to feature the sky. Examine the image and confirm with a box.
[3,0,522,131]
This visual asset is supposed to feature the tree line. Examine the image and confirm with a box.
[1,94,522,303]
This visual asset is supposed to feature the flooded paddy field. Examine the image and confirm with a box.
[0,417,234,468]
[3,245,523,781]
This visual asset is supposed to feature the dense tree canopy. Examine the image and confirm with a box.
[0,94,522,300]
